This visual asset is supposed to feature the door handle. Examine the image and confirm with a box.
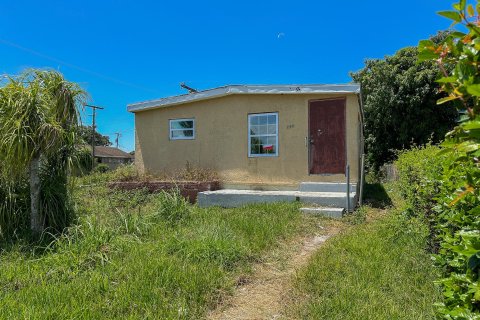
[305,137,314,147]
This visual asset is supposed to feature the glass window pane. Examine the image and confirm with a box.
[171,120,193,129]
[183,129,193,137]
[258,115,268,125]
[258,125,267,135]
[250,125,259,135]
[180,120,193,129]
[258,136,268,145]
[267,124,276,134]
[250,143,260,154]
[172,120,193,129]
[267,115,276,125]
[259,145,266,154]
[171,129,193,139]
[267,136,276,145]
[261,144,275,154]
[171,130,182,138]
[250,116,259,125]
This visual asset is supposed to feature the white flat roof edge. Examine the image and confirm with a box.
[127,84,360,113]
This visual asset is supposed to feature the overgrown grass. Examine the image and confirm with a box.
[0,171,305,319]
[288,207,441,319]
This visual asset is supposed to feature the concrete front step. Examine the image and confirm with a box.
[300,207,345,218]
[197,189,356,209]
[299,182,357,193]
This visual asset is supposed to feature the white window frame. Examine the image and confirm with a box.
[248,112,279,157]
[169,118,195,140]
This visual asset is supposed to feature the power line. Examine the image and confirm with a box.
[0,38,160,94]
[104,129,134,135]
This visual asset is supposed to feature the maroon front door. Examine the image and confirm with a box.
[308,98,346,174]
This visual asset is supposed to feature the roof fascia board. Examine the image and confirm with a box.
[127,84,360,113]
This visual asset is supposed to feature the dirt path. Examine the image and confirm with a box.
[207,225,342,320]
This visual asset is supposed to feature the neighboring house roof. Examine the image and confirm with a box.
[94,146,134,159]
[127,84,361,113]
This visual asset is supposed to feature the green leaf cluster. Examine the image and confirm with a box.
[415,2,480,316]
[77,125,112,147]
[0,70,87,239]
[351,41,458,171]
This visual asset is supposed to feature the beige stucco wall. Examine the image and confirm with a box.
[134,93,361,189]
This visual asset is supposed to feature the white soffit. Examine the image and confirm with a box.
[127,84,360,113]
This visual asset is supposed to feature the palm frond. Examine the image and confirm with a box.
[0,69,87,239]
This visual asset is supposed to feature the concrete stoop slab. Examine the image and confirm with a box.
[197,189,356,209]
[197,190,296,208]
[300,207,345,219]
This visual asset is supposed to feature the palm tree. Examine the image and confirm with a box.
[0,70,86,236]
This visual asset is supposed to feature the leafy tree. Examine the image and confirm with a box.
[77,125,111,146]
[0,70,86,236]
[351,40,458,171]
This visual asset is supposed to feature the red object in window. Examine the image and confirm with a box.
[263,144,273,151]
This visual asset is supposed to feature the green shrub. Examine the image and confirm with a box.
[416,2,480,317]
[396,146,480,318]
[71,146,93,176]
[395,144,447,217]
[93,164,109,174]
[351,44,457,172]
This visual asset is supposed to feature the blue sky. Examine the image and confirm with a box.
[1,0,453,152]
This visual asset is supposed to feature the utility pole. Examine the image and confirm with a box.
[114,132,121,149]
[84,104,104,169]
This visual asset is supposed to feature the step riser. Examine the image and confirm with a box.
[300,195,356,209]
[197,193,297,208]
[197,193,356,210]
[299,182,357,193]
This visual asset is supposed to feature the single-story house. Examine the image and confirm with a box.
[127,84,364,193]
[94,146,134,169]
